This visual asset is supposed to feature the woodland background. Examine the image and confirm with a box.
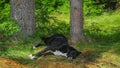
[0,0,120,68]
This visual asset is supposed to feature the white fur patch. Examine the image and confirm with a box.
[28,54,35,59]
[33,46,37,49]
[68,57,73,60]
[52,50,67,57]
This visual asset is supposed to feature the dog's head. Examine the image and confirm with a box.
[68,51,81,60]
[41,37,51,44]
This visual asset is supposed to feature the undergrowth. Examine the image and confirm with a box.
[0,9,120,68]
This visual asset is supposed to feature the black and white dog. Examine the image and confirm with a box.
[29,34,81,60]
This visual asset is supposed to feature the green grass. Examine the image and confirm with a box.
[0,44,32,58]
[84,10,120,43]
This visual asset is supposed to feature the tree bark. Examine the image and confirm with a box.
[70,0,84,43]
[11,0,35,37]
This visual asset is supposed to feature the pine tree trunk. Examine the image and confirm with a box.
[70,0,84,43]
[11,0,35,37]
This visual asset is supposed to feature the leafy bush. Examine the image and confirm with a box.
[35,0,68,23]
[35,20,70,37]
[0,20,19,40]
[0,1,20,41]
[84,0,104,15]
[35,0,70,38]
[0,3,10,22]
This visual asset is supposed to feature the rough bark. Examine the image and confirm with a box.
[70,0,84,43]
[11,0,35,37]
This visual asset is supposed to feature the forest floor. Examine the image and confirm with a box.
[0,49,120,68]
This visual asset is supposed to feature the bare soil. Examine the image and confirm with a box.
[0,58,28,68]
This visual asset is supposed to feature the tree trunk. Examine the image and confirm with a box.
[70,0,84,43]
[11,0,35,37]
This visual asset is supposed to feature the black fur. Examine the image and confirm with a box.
[30,34,81,60]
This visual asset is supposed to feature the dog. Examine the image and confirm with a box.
[29,34,81,60]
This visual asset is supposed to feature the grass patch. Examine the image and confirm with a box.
[84,10,120,43]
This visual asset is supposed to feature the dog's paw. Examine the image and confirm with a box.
[67,57,73,60]
[33,46,37,49]
[28,54,36,59]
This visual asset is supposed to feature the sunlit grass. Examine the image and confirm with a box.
[85,10,120,31]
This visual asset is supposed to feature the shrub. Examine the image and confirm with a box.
[0,20,19,40]
[84,0,104,15]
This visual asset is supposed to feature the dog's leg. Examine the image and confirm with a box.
[43,52,54,56]
[29,47,49,59]
[34,47,50,56]
[33,43,45,49]
[67,57,73,60]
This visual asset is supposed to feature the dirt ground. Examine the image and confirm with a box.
[0,50,120,68]
[0,58,28,68]
[0,57,98,68]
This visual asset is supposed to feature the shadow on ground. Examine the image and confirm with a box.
[0,49,120,68]
[29,49,103,68]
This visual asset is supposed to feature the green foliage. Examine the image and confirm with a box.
[35,0,70,37]
[35,20,70,37]
[0,1,19,41]
[84,0,104,15]
[0,2,10,22]
[35,0,68,23]
[0,1,120,67]
[0,20,19,38]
